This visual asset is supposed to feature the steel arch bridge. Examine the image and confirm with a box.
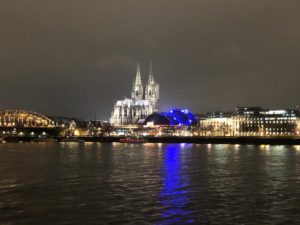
[0,110,55,128]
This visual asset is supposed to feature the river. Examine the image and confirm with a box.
[1,143,300,224]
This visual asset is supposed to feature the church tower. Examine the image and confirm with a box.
[131,63,144,100]
[110,62,160,125]
[145,61,159,111]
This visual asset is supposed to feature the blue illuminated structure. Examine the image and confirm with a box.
[144,109,197,126]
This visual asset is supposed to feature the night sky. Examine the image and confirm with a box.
[1,1,300,120]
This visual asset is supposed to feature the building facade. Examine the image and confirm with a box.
[199,112,233,136]
[110,62,159,125]
[199,107,300,137]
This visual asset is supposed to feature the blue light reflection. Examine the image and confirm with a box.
[157,144,194,225]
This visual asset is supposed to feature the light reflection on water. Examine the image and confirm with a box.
[0,143,300,225]
[158,144,193,224]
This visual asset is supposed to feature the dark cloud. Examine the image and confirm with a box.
[0,0,300,119]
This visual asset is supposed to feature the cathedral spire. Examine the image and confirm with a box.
[110,62,160,125]
[145,61,159,111]
[131,62,143,100]
[148,60,155,84]
[135,62,142,85]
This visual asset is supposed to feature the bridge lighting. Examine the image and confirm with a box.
[0,110,54,128]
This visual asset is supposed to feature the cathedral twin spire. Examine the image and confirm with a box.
[110,61,160,125]
[132,61,158,103]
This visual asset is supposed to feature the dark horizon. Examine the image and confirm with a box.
[1,1,300,120]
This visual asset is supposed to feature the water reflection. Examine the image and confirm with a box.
[293,145,300,152]
[1,143,300,224]
[158,144,193,225]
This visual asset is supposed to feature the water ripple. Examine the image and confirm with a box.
[0,143,300,224]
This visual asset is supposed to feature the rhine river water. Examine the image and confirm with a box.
[1,143,300,225]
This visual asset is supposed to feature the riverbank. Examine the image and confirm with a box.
[144,136,300,145]
[3,136,300,145]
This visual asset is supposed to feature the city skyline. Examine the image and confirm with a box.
[1,1,300,120]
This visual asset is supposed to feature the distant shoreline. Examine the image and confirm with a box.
[2,136,300,145]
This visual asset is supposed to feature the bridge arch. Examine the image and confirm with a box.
[0,110,55,128]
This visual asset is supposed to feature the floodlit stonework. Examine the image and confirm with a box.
[110,62,159,125]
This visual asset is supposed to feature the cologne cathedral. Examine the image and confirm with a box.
[110,62,159,125]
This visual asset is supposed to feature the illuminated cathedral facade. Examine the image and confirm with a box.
[110,62,159,125]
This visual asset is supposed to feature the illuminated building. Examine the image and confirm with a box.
[198,107,300,136]
[199,112,233,136]
[143,109,198,136]
[50,117,110,137]
[110,62,159,125]
[144,109,198,126]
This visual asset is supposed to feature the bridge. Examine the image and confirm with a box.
[0,110,59,139]
[0,110,55,128]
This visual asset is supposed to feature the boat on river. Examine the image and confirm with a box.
[119,137,146,143]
